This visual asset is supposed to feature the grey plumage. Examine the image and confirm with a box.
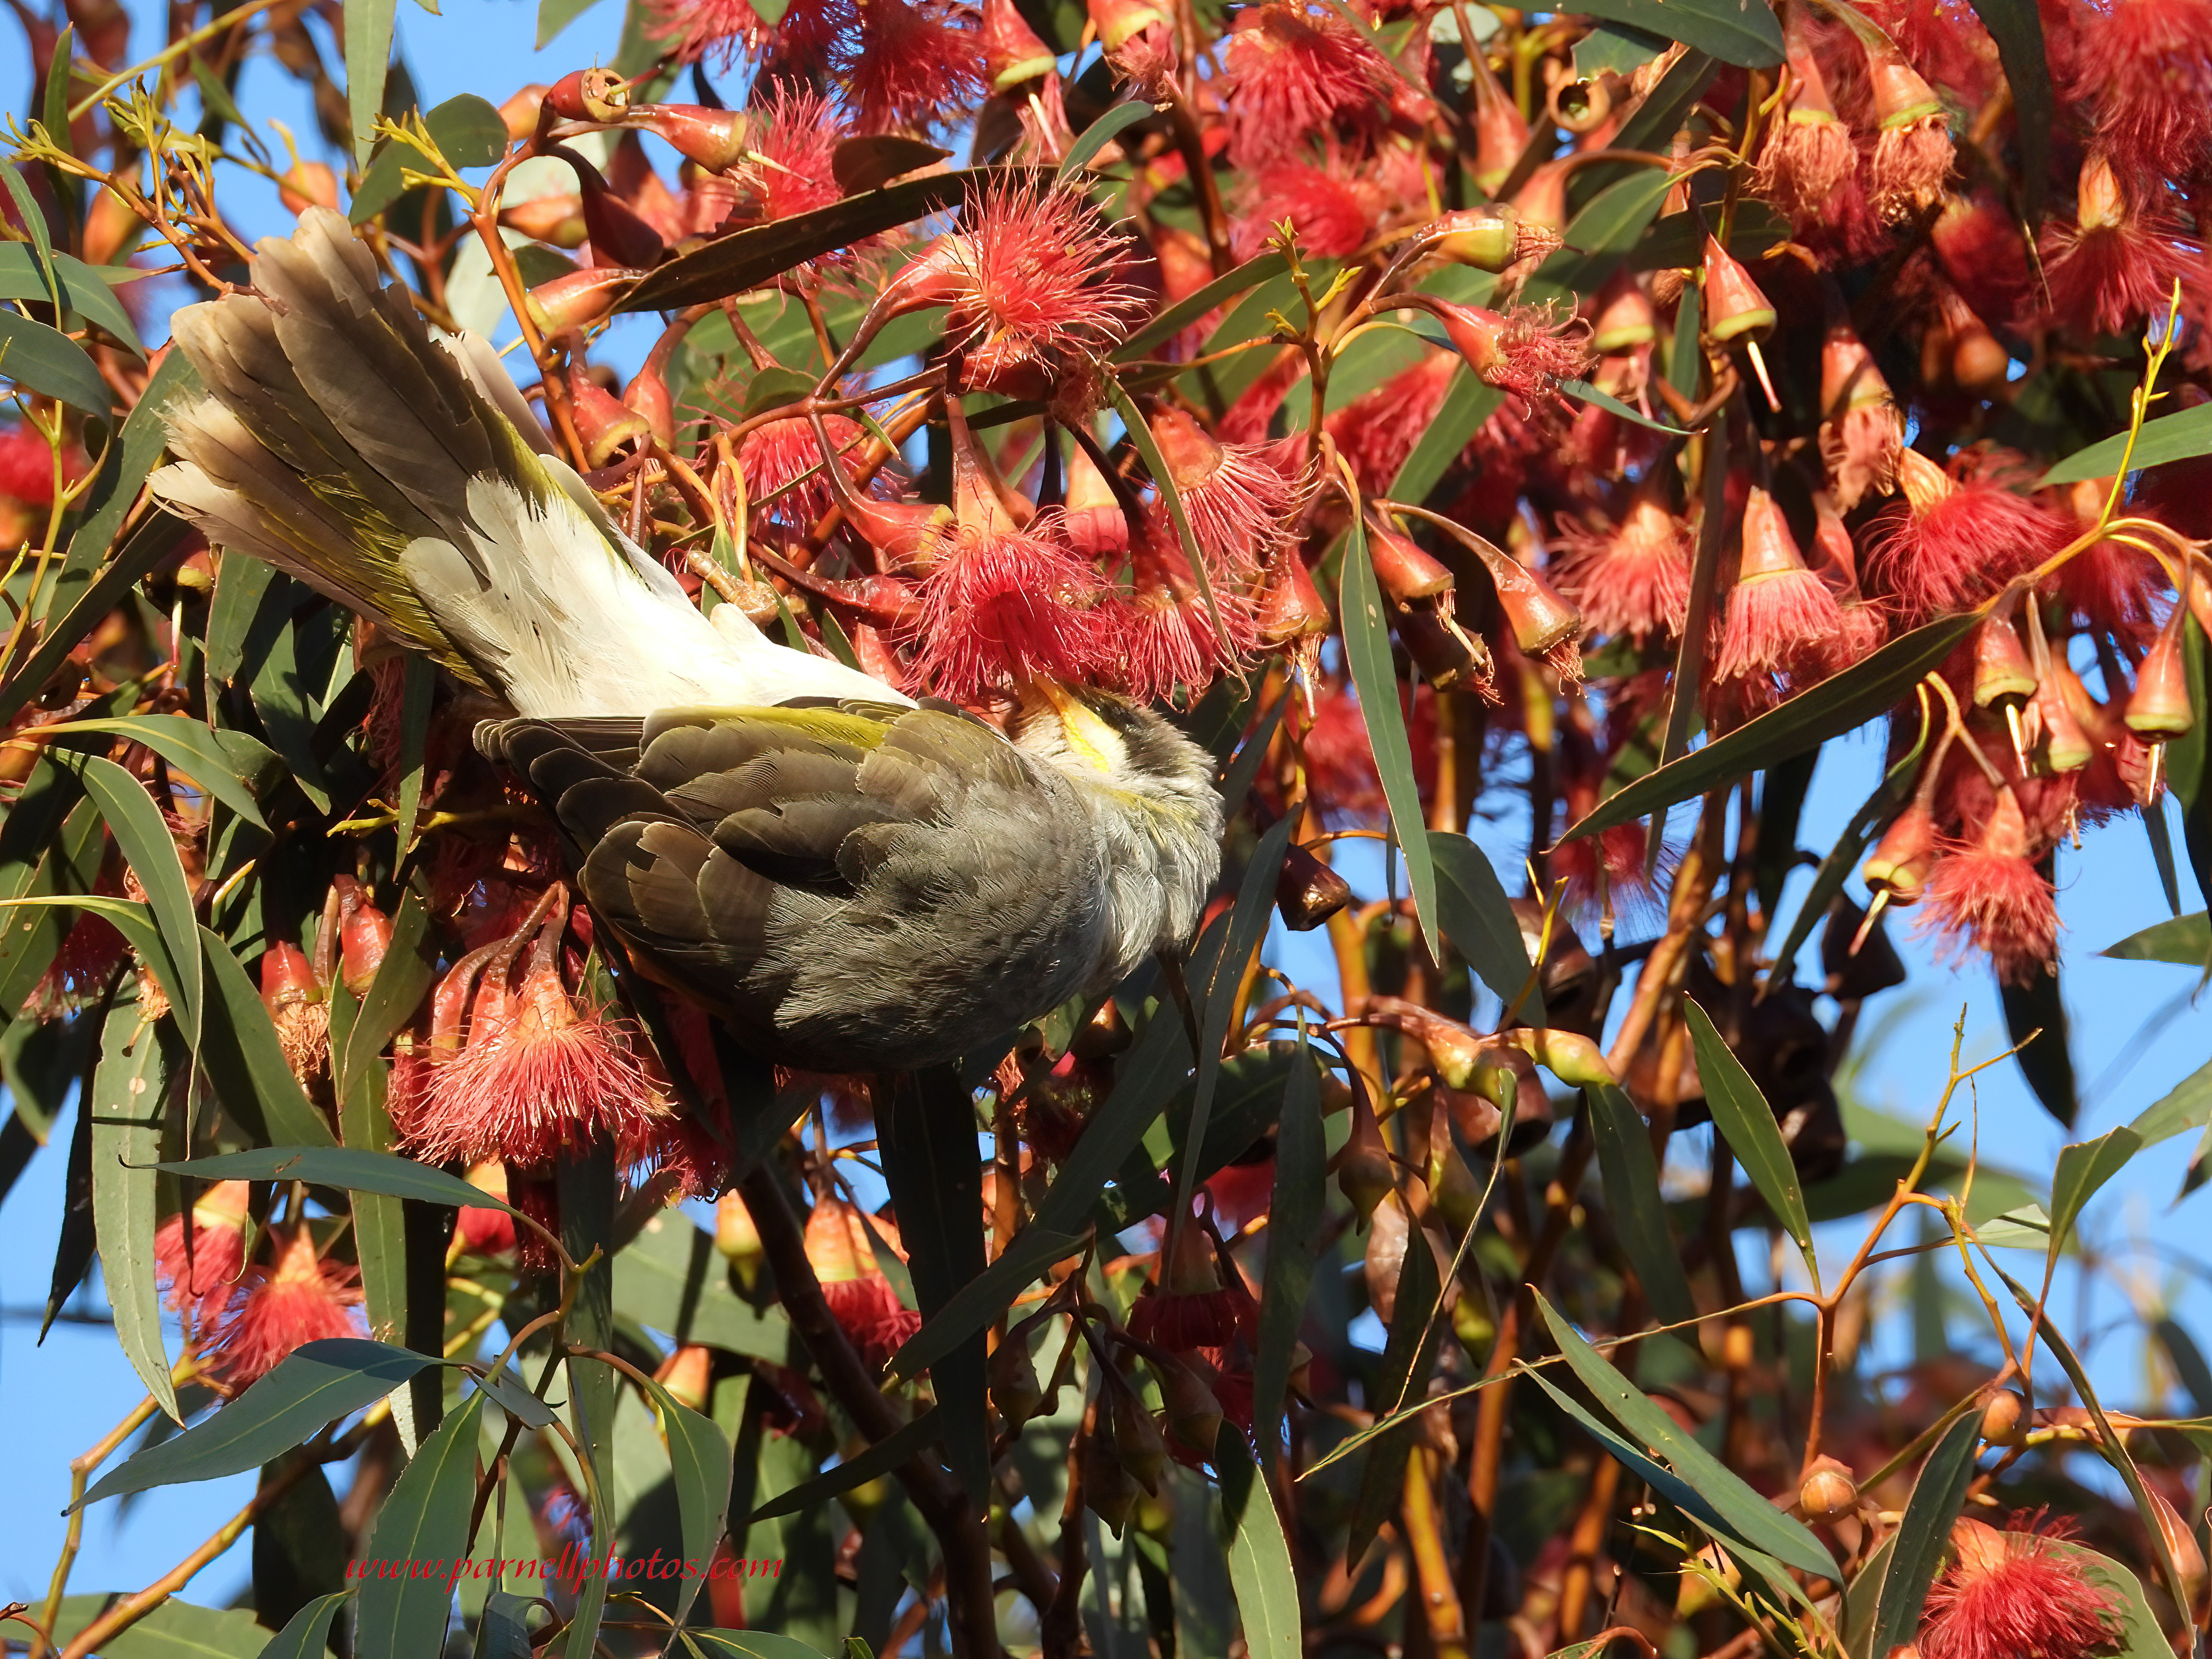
[151,209,1225,1073]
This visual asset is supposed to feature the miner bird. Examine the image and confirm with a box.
[151,208,1223,1073]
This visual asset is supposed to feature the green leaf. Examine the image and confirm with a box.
[90,997,182,1421]
[424,93,506,168]
[2000,962,2076,1127]
[2129,1057,2212,1148]
[1340,517,1441,959]
[1564,612,1979,841]
[1533,1291,1835,1579]
[1217,1435,1301,1659]
[621,167,1046,311]
[37,716,275,829]
[342,0,397,164]
[195,928,338,1148]
[156,1146,527,1221]
[535,0,605,47]
[2102,910,2210,967]
[1427,830,1541,1019]
[0,164,61,312]
[614,1209,797,1362]
[256,1591,352,1659]
[742,364,817,419]
[2042,399,2212,486]
[1586,1082,1697,1328]
[889,1006,1190,1381]
[1526,169,1676,313]
[0,244,145,356]
[47,1595,269,1657]
[2047,1125,2143,1268]
[68,756,205,1050]
[1683,999,1816,1278]
[744,1407,940,1524]
[1962,0,2051,220]
[685,1633,833,1659]
[1387,364,1499,505]
[57,351,198,612]
[1557,377,1688,435]
[878,1067,991,1504]
[0,509,192,728]
[1867,1411,1982,1659]
[1116,252,1290,361]
[1252,1034,1322,1462]
[335,892,434,1106]
[1059,100,1152,179]
[357,1391,486,1657]
[81,1339,440,1508]
[639,1370,735,1630]
[0,308,111,410]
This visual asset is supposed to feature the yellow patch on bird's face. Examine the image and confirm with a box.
[1033,680,1125,774]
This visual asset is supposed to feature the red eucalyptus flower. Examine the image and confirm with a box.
[804,1193,921,1368]
[1917,789,2059,986]
[1218,1,1394,167]
[155,1180,252,1328]
[1716,485,1842,696]
[733,88,845,225]
[1864,449,2070,623]
[204,1224,366,1390]
[1920,1515,2121,1659]
[1147,408,1298,580]
[940,179,1148,387]
[2073,0,2212,180]
[1552,483,1692,647]
[2038,153,2202,339]
[842,0,985,132]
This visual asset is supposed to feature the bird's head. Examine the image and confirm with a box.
[1006,678,1225,975]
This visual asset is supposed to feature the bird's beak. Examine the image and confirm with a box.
[1028,679,1119,774]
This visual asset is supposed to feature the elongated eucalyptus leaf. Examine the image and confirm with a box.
[535,0,603,46]
[615,1209,796,1362]
[342,0,395,163]
[890,1006,1190,1380]
[1574,0,1780,65]
[1428,830,1541,1018]
[1118,252,1290,360]
[37,716,275,828]
[2000,961,2077,1126]
[637,1370,735,1628]
[558,1147,619,1659]
[0,244,145,356]
[68,755,204,1046]
[1963,0,2052,219]
[622,168,1044,309]
[157,1146,523,1217]
[2130,1057,2212,1147]
[1534,1293,1835,1577]
[1218,1435,1300,1659]
[2044,399,2212,485]
[1683,1000,1816,1277]
[1586,1083,1697,1328]
[357,1391,486,1658]
[686,1634,832,1659]
[2102,910,2210,966]
[1559,377,1689,435]
[195,928,337,1148]
[1340,517,1441,958]
[879,1067,991,1502]
[46,1595,269,1657]
[746,1407,940,1524]
[81,1339,440,1508]
[1060,100,1152,178]
[91,998,182,1421]
[1868,1412,1983,1659]
[1252,1037,1322,1463]
[257,1591,352,1659]
[2047,1126,2143,1270]
[0,310,110,409]
[1522,1365,1803,1604]
[1564,612,1979,841]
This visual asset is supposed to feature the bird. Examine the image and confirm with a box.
[150,208,1223,1074]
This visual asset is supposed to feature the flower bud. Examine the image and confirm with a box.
[990,1329,1045,1426]
[1497,1026,1616,1089]
[1798,1456,1858,1522]
[1083,1414,1142,1533]
[1276,843,1353,931]
[1425,1129,1483,1233]
[340,902,393,999]
[2126,618,2193,740]
[1863,800,1938,904]
[1156,1357,1225,1451]
[1430,204,1541,272]
[1464,534,1582,659]
[1979,1387,2026,1445]
[655,1344,713,1413]
[1257,548,1331,644]
[1587,272,1656,354]
[578,169,665,270]
[261,942,329,1085]
[526,265,642,337]
[980,0,1057,90]
[1702,237,1776,343]
[2031,671,2092,774]
[278,160,340,217]
[623,363,675,450]
[500,194,589,246]
[499,84,550,141]
[545,67,629,125]
[1336,1093,1395,1225]
[1971,611,2036,709]
[1111,1378,1169,1493]
[1087,0,1165,51]
[628,103,750,174]
[1367,521,1455,603]
[567,367,652,467]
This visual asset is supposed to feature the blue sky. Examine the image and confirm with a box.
[3,0,2209,1616]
